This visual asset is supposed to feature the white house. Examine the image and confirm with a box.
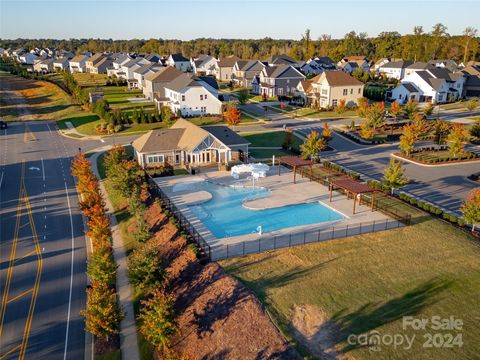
[119,57,152,80]
[33,58,55,73]
[404,62,435,77]
[162,73,222,116]
[377,60,413,80]
[53,58,70,71]
[69,54,89,73]
[107,53,132,77]
[190,54,218,76]
[166,53,191,72]
[337,56,370,73]
[18,53,37,65]
[131,64,164,90]
[389,83,421,104]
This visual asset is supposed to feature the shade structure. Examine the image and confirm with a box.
[329,178,376,214]
[277,156,313,184]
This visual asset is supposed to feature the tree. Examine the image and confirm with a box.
[390,101,402,120]
[237,89,249,105]
[460,188,480,232]
[161,106,174,127]
[334,99,347,114]
[356,97,369,117]
[300,130,326,162]
[423,102,434,116]
[302,28,315,59]
[470,120,480,139]
[81,285,123,341]
[466,98,478,112]
[223,104,241,129]
[366,102,385,131]
[383,159,409,193]
[404,99,419,120]
[128,243,165,292]
[399,123,417,156]
[447,123,469,158]
[322,123,332,142]
[138,290,178,352]
[359,121,375,140]
[87,251,117,287]
[463,27,478,63]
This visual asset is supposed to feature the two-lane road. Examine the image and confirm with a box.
[1,122,88,359]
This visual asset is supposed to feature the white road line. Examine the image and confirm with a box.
[63,181,75,360]
[41,157,45,181]
[0,171,3,189]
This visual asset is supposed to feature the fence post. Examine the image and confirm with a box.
[289,234,292,246]
[346,224,349,236]
[243,241,245,256]
[385,218,388,230]
[317,229,321,242]
[304,232,306,244]
[359,222,362,234]
[373,220,376,232]
[332,226,335,239]
[274,236,277,249]
[227,244,229,258]
[258,238,261,252]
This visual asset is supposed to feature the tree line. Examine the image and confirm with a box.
[1,24,478,63]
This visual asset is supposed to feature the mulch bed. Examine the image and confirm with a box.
[144,202,299,360]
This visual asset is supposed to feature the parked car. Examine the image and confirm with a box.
[0,121,7,129]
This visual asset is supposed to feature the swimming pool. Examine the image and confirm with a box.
[189,181,344,238]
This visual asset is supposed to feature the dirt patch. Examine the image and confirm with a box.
[144,202,299,360]
[291,304,354,360]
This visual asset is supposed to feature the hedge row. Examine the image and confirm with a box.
[323,160,361,180]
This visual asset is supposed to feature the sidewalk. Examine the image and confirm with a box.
[90,149,140,360]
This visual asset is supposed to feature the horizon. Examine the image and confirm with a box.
[1,0,479,40]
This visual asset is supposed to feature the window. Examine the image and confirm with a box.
[343,89,348,96]
[182,95,185,101]
[200,94,203,100]
[332,99,338,107]
[205,94,207,99]
[321,89,328,95]
[350,88,353,95]
[147,155,164,164]
[358,88,361,94]
[287,79,290,84]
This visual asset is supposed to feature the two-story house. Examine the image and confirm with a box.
[165,53,191,72]
[232,60,266,87]
[337,56,370,73]
[190,54,218,76]
[296,71,364,108]
[119,57,152,80]
[53,57,70,71]
[131,64,164,90]
[107,53,132,77]
[143,66,183,100]
[377,60,413,80]
[251,65,305,97]
[69,54,89,73]
[33,58,55,73]
[162,74,222,116]
[216,55,240,81]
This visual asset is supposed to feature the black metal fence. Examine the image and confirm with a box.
[211,218,403,260]
[147,176,212,259]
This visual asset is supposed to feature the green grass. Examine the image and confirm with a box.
[220,216,480,360]
[287,107,357,119]
[243,131,302,148]
[57,112,101,135]
[249,148,292,159]
[249,95,277,102]
[95,350,121,360]
[73,72,108,87]
[438,102,469,111]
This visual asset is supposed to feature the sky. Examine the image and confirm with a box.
[0,0,479,40]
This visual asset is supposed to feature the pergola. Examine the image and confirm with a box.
[329,178,376,214]
[277,156,312,184]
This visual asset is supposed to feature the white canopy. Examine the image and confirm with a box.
[231,163,269,180]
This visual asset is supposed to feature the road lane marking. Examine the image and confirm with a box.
[63,181,75,360]
[7,289,33,304]
[0,344,21,360]
[41,157,45,181]
[15,250,37,263]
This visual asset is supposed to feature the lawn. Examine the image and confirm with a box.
[243,131,302,148]
[287,107,357,119]
[220,215,480,360]
[438,102,470,111]
[0,71,81,122]
[73,72,108,87]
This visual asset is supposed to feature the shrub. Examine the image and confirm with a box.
[87,251,117,287]
[128,244,166,292]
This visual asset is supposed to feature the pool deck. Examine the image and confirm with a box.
[154,167,391,250]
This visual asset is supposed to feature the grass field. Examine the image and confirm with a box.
[0,71,81,122]
[286,107,358,119]
[220,211,480,359]
[438,102,469,111]
[244,131,302,148]
[73,72,108,87]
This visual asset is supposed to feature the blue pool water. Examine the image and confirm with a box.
[188,181,343,238]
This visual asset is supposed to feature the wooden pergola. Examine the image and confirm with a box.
[329,178,376,214]
[277,156,312,184]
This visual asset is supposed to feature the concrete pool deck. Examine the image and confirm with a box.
[154,167,392,255]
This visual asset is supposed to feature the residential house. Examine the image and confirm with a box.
[165,53,191,72]
[232,60,266,87]
[53,57,70,71]
[461,64,480,97]
[337,56,370,73]
[216,55,240,81]
[266,54,298,66]
[119,57,152,80]
[404,62,435,77]
[301,57,337,75]
[428,59,458,72]
[33,58,55,73]
[145,53,162,63]
[143,66,183,100]
[86,53,107,73]
[377,60,413,80]
[389,68,465,104]
[107,53,132,77]
[295,71,364,108]
[190,54,218,76]
[132,118,249,167]
[251,64,305,97]
[162,73,222,116]
[69,54,89,73]
[372,57,403,72]
[131,64,164,90]
[18,52,37,65]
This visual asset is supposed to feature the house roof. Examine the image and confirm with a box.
[132,128,185,153]
[144,66,183,82]
[267,54,297,65]
[406,62,434,70]
[298,80,313,93]
[344,55,367,61]
[164,73,198,92]
[70,55,88,63]
[380,60,413,69]
[88,53,104,64]
[198,76,219,90]
[204,126,250,146]
[40,58,55,65]
[263,64,303,79]
[401,83,420,93]
[95,57,112,68]
[170,53,189,62]
[218,55,240,68]
[171,118,211,151]
[133,64,162,75]
[53,57,69,64]
[316,71,364,87]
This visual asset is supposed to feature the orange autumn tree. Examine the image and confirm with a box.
[223,103,241,128]
[335,98,347,114]
[356,97,369,117]
[460,188,480,233]
[322,122,332,141]
[390,101,402,120]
